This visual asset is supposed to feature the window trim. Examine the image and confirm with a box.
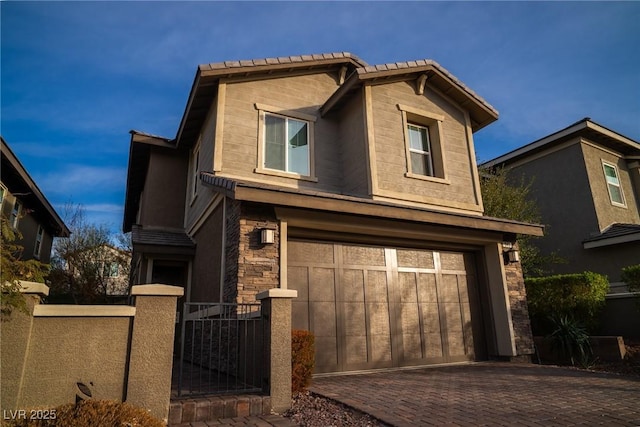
[34,225,44,258]
[189,137,201,203]
[10,200,22,229]
[254,103,318,182]
[398,104,449,183]
[602,161,627,208]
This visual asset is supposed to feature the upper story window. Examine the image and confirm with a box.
[11,200,22,228]
[407,124,434,176]
[398,104,447,183]
[602,161,626,207]
[34,225,44,258]
[264,114,310,176]
[190,138,201,201]
[254,103,317,182]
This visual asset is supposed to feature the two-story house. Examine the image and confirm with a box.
[1,137,69,264]
[124,53,543,374]
[483,118,640,336]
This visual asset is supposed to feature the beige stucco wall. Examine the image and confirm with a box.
[581,141,640,230]
[139,150,188,229]
[369,82,481,212]
[337,89,369,197]
[219,72,342,192]
[191,202,224,302]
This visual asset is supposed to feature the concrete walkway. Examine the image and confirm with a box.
[311,362,640,426]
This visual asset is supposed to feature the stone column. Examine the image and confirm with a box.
[256,288,297,413]
[0,282,48,412]
[126,284,183,423]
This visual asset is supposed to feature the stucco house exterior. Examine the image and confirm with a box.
[483,118,640,336]
[1,137,69,263]
[124,52,543,374]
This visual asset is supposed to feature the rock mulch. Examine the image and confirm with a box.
[283,391,389,427]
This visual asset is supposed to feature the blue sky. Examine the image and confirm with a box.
[2,1,639,233]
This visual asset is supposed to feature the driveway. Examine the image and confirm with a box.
[311,362,640,426]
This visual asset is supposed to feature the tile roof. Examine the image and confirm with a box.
[583,223,640,243]
[199,52,367,72]
[131,225,195,247]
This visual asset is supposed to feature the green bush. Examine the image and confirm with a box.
[292,329,315,394]
[525,272,608,335]
[546,314,592,366]
[622,264,640,310]
[5,400,164,427]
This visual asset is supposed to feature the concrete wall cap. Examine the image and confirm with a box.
[256,288,298,300]
[33,305,136,317]
[131,284,185,297]
[19,281,50,296]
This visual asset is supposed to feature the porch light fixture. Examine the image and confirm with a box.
[502,242,520,263]
[260,229,275,244]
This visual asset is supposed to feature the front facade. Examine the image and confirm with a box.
[483,118,640,285]
[124,53,543,373]
[1,137,69,263]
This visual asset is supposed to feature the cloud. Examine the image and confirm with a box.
[35,165,126,198]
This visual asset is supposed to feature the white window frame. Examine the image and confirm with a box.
[602,161,626,207]
[34,225,44,258]
[254,103,317,182]
[398,104,448,183]
[407,123,435,177]
[11,200,22,229]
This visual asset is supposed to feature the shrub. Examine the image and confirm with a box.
[622,264,640,310]
[525,272,608,335]
[546,314,592,366]
[292,329,315,394]
[5,400,164,427]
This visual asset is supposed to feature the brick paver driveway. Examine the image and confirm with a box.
[311,362,640,426]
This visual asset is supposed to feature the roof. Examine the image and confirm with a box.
[583,223,640,249]
[173,52,498,148]
[200,172,544,237]
[483,118,640,168]
[131,225,195,247]
[1,137,70,237]
[321,59,498,131]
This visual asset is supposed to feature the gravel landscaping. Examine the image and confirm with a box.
[283,391,389,427]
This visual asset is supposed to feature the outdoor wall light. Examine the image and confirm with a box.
[502,242,520,263]
[260,229,275,244]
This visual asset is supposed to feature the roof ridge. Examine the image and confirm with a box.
[200,51,367,71]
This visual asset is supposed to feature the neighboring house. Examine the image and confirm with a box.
[483,118,640,337]
[1,137,70,263]
[483,118,640,284]
[62,244,132,297]
[124,52,543,374]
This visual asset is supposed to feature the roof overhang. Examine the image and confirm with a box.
[201,173,543,238]
[321,60,499,132]
[583,224,640,249]
[484,118,640,168]
[1,137,70,237]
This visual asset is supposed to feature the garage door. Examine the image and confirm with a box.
[289,240,485,373]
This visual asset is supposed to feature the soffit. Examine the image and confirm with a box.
[1,137,70,237]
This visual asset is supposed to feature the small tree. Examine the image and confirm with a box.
[1,215,49,320]
[479,166,563,277]
[47,205,131,304]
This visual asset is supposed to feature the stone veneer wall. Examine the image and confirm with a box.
[504,244,534,358]
[224,200,280,304]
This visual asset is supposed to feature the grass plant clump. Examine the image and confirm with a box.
[292,329,315,394]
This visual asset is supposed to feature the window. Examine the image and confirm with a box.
[11,200,22,228]
[190,139,201,200]
[103,262,119,277]
[255,103,317,181]
[407,124,434,176]
[603,162,626,207]
[398,104,447,182]
[34,226,44,258]
[264,114,310,175]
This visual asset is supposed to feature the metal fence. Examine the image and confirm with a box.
[175,302,263,397]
